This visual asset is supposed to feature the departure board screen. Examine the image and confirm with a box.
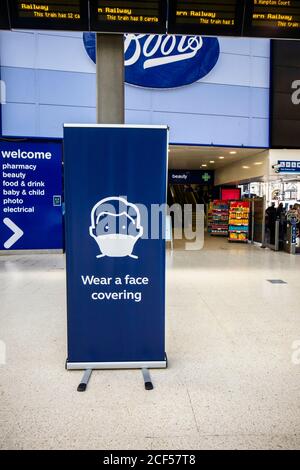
[9,0,89,31]
[244,0,300,38]
[89,0,167,33]
[168,0,244,36]
[0,1,10,30]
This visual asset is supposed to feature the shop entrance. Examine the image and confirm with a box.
[167,145,300,255]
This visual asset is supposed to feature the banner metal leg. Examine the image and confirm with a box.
[77,368,155,391]
[142,368,154,391]
[77,369,92,392]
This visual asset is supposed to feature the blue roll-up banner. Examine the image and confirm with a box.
[64,125,168,369]
[0,139,63,251]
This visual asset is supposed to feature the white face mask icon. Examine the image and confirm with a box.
[89,196,143,259]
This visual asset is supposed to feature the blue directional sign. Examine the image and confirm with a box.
[0,140,63,250]
[64,125,168,369]
[278,160,300,173]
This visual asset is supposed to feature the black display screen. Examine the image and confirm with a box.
[89,0,167,33]
[167,0,244,36]
[244,0,300,39]
[270,40,300,148]
[9,0,89,31]
[0,1,10,30]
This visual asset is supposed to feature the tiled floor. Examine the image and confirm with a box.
[0,237,300,449]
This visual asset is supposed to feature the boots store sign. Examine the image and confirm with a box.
[83,33,220,89]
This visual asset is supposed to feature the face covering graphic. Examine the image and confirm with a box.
[89,196,144,259]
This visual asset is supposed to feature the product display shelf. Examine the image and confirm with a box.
[211,200,229,236]
[207,202,213,233]
[228,200,250,242]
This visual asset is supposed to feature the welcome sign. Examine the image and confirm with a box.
[0,140,63,251]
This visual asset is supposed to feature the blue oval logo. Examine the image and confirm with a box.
[83,33,219,89]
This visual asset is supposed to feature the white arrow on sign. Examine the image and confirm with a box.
[3,218,24,249]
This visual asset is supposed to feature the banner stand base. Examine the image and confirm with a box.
[67,357,168,392]
[67,359,167,370]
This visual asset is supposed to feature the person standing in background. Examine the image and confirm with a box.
[266,202,277,244]
[276,203,285,247]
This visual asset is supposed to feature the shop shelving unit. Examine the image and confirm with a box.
[228,201,250,242]
[207,202,213,233]
[211,200,229,236]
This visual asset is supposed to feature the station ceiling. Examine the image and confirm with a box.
[168,145,267,170]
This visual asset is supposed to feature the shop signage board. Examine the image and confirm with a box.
[63,124,168,369]
[270,40,300,148]
[83,33,220,89]
[169,169,214,185]
[0,139,63,251]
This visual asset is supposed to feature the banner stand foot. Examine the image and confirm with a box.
[77,369,92,392]
[142,368,153,390]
